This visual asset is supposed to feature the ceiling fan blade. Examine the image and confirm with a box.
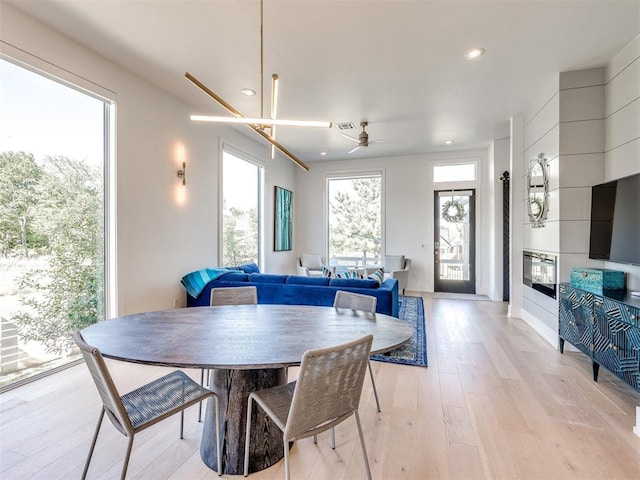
[340,132,360,143]
[348,145,362,154]
[369,138,402,145]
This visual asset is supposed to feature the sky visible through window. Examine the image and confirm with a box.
[433,162,476,183]
[0,58,103,166]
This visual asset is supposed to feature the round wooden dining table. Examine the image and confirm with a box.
[80,304,413,475]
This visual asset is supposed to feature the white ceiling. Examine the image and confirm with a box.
[8,0,640,164]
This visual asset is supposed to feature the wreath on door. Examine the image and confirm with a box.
[441,199,466,223]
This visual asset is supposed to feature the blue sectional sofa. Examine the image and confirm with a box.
[185,271,399,317]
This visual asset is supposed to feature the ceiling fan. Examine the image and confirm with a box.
[340,121,400,154]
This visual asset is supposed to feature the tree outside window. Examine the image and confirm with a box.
[328,175,382,272]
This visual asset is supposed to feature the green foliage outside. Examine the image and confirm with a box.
[329,177,382,261]
[222,202,258,267]
[1,151,104,355]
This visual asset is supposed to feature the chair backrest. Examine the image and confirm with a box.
[210,286,258,306]
[383,254,406,272]
[333,290,377,313]
[300,253,323,270]
[73,331,133,436]
[284,334,373,442]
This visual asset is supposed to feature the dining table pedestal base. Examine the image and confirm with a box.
[201,367,287,475]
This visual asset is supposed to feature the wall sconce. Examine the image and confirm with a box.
[176,144,186,205]
[177,162,186,186]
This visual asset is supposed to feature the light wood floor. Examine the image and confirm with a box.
[2,294,640,479]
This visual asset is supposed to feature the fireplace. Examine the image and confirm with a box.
[523,250,557,299]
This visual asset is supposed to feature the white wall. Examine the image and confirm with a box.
[295,149,493,294]
[1,3,296,315]
[488,138,510,301]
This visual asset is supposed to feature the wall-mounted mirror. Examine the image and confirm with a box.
[527,153,549,228]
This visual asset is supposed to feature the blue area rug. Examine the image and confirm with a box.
[372,296,428,367]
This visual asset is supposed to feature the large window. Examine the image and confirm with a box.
[327,174,382,273]
[221,149,262,267]
[0,57,112,390]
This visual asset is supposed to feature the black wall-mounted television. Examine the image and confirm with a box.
[588,172,640,265]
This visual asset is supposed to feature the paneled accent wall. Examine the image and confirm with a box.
[520,33,640,345]
[521,67,606,343]
[604,35,640,292]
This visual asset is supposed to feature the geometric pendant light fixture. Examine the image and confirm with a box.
[185,0,331,171]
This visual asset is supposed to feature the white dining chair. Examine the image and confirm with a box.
[74,331,221,479]
[244,335,373,480]
[333,290,381,414]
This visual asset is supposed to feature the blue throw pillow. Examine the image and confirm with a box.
[237,263,260,274]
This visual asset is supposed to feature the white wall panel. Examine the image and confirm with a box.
[523,220,559,252]
[606,57,639,116]
[559,85,605,122]
[605,138,640,180]
[560,67,605,90]
[524,74,560,126]
[524,93,559,151]
[559,187,591,221]
[606,34,640,82]
[605,99,640,151]
[522,288,559,334]
[524,124,559,168]
[559,220,591,254]
[558,153,605,188]
[559,119,605,155]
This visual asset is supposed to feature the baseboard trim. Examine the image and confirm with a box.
[521,309,560,349]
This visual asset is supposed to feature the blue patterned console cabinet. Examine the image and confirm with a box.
[559,283,640,392]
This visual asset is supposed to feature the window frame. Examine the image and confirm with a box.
[325,170,385,271]
[219,144,265,269]
[0,49,116,391]
[433,161,478,183]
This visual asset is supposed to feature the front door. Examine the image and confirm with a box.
[434,189,476,293]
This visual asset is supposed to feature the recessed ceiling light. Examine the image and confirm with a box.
[320,152,327,156]
[444,139,454,145]
[464,47,485,60]
[241,88,256,96]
